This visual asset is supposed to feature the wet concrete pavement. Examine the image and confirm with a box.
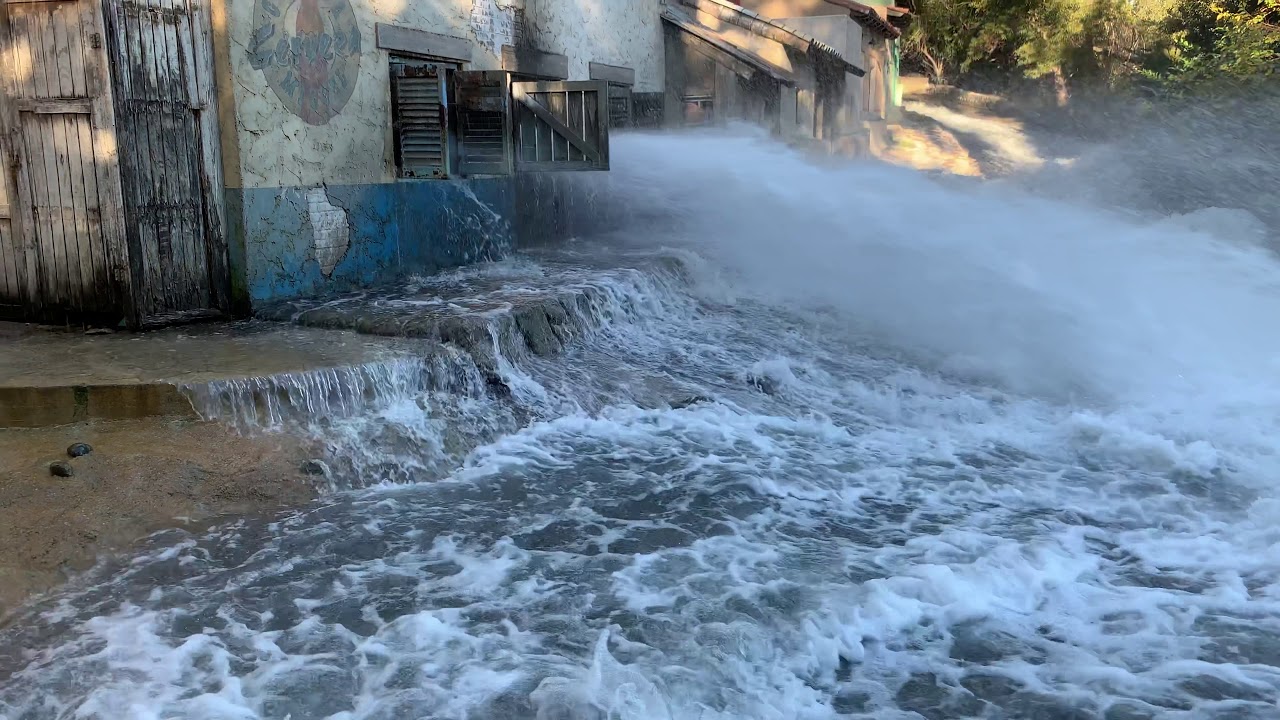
[0,321,417,428]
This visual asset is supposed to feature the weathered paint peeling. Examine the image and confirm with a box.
[307,187,352,277]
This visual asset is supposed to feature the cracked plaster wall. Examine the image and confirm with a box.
[219,0,664,307]
[226,0,664,189]
[228,0,524,190]
[524,0,665,92]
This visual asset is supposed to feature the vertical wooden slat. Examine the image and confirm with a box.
[154,0,186,304]
[0,2,19,303]
[55,3,94,308]
[0,221,11,301]
[34,15,69,305]
[190,0,228,311]
[162,0,199,308]
[49,6,78,307]
[52,3,74,97]
[8,9,41,305]
[61,4,99,303]
[566,90,584,163]
[73,7,107,296]
[127,0,160,317]
[87,0,133,317]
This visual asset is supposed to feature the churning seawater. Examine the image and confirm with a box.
[4,132,1280,720]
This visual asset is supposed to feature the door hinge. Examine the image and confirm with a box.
[89,33,102,49]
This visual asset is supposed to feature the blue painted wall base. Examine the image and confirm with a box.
[226,173,597,311]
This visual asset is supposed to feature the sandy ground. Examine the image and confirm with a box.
[0,418,321,621]
[883,79,1067,179]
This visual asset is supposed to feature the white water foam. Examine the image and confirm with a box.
[4,132,1280,720]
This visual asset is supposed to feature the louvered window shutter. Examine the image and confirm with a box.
[608,83,632,129]
[391,63,448,179]
[453,71,514,176]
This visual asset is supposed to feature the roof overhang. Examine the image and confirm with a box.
[680,0,866,77]
[822,0,904,39]
[662,7,800,86]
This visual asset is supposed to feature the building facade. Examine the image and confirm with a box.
[664,0,908,153]
[0,0,663,326]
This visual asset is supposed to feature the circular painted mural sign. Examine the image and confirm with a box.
[247,0,362,125]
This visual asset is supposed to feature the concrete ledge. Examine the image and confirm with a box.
[0,384,198,429]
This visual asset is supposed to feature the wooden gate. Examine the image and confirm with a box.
[512,80,610,172]
[0,0,226,327]
[0,0,132,321]
[104,0,227,325]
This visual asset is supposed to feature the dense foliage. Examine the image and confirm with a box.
[903,0,1279,92]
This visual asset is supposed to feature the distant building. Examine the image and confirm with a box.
[664,0,909,153]
[0,0,663,327]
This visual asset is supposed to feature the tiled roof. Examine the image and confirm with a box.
[662,6,799,86]
[821,0,905,38]
[682,0,866,76]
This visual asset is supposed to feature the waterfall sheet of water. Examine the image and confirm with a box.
[4,131,1280,720]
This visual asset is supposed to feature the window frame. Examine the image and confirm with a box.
[389,53,462,181]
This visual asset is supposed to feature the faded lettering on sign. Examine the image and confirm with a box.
[248,0,362,125]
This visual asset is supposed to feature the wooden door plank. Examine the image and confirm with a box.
[190,0,227,311]
[72,3,107,295]
[122,8,154,318]
[13,97,92,113]
[30,118,63,303]
[567,90,584,163]
[6,9,38,304]
[173,0,197,108]
[126,0,161,318]
[85,0,131,316]
[66,114,98,303]
[0,221,12,300]
[168,0,204,307]
[9,8,32,100]
[35,6,57,99]
[51,1,75,98]
[65,0,88,98]
[35,14,71,304]
[156,0,196,308]
[51,115,84,306]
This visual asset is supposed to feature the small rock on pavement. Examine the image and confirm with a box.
[67,443,93,458]
[49,461,74,478]
[300,459,330,477]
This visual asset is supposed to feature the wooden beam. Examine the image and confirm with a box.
[589,61,635,86]
[14,97,92,113]
[376,23,472,62]
[502,44,568,80]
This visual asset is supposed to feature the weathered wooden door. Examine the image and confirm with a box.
[104,0,228,325]
[0,0,132,321]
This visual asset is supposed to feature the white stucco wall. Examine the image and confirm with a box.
[523,0,664,92]
[225,0,662,190]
